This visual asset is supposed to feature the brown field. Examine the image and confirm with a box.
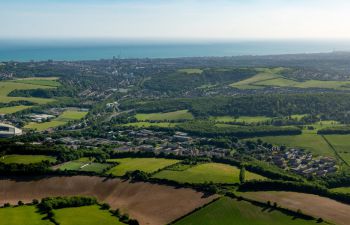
[242,191,350,225]
[0,176,217,225]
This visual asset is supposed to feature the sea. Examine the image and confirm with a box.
[1,39,350,62]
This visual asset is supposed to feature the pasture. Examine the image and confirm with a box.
[331,186,350,194]
[174,197,326,225]
[211,116,272,123]
[0,154,56,164]
[258,133,335,157]
[242,191,350,225]
[324,135,350,164]
[0,206,52,225]
[230,67,350,90]
[135,110,194,121]
[0,176,217,225]
[57,158,110,173]
[25,109,87,131]
[178,68,203,74]
[0,105,32,114]
[122,122,178,128]
[53,205,125,225]
[152,162,265,184]
[107,158,180,176]
[12,77,60,87]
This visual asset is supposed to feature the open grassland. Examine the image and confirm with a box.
[25,110,87,131]
[178,68,203,74]
[153,163,265,184]
[0,80,56,104]
[122,122,178,128]
[211,116,272,124]
[258,133,335,157]
[0,176,217,225]
[57,161,111,173]
[53,205,125,225]
[0,206,52,225]
[242,191,350,225]
[135,110,194,121]
[0,105,32,114]
[174,197,326,225]
[0,154,56,164]
[230,67,350,90]
[331,186,350,194]
[324,135,350,164]
[12,77,60,87]
[107,158,180,176]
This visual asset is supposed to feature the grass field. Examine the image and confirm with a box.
[0,105,33,114]
[324,135,350,164]
[0,154,56,164]
[135,110,194,121]
[153,163,265,184]
[0,80,56,104]
[12,77,60,87]
[0,206,52,225]
[53,205,125,225]
[25,110,88,131]
[258,133,335,157]
[211,116,272,123]
[178,68,203,74]
[230,67,350,90]
[57,158,110,173]
[330,186,350,194]
[107,158,180,176]
[174,197,325,225]
[122,122,178,128]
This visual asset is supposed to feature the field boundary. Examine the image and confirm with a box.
[321,135,349,167]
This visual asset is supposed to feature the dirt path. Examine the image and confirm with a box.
[243,191,350,225]
[0,176,217,225]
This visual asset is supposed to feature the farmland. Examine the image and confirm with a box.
[122,122,178,128]
[324,135,350,164]
[257,133,335,157]
[0,154,56,164]
[53,205,125,225]
[211,116,272,124]
[0,206,52,225]
[57,159,111,173]
[25,110,87,131]
[12,77,60,87]
[174,197,326,225]
[230,67,350,90]
[0,105,32,114]
[242,191,350,225]
[0,176,217,225]
[107,158,179,176]
[178,68,203,74]
[331,186,350,194]
[135,110,194,121]
[153,163,265,184]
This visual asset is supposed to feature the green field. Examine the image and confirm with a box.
[25,110,88,131]
[135,110,194,121]
[212,116,272,124]
[0,154,56,164]
[153,163,265,184]
[258,133,335,157]
[107,158,180,176]
[174,197,326,225]
[122,121,178,128]
[0,206,52,225]
[0,80,56,104]
[230,67,350,90]
[324,135,350,164]
[0,105,33,114]
[53,205,125,225]
[178,68,203,74]
[58,158,110,173]
[330,186,350,194]
[12,77,61,87]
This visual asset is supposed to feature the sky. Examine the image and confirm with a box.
[1,0,350,40]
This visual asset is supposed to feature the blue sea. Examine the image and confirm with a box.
[1,39,350,61]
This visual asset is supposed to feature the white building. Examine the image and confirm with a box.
[0,123,22,138]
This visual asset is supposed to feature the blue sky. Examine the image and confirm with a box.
[1,0,350,40]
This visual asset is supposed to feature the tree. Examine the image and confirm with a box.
[101,203,110,210]
[18,201,24,206]
[239,166,246,184]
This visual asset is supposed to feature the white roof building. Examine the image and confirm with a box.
[0,123,22,138]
